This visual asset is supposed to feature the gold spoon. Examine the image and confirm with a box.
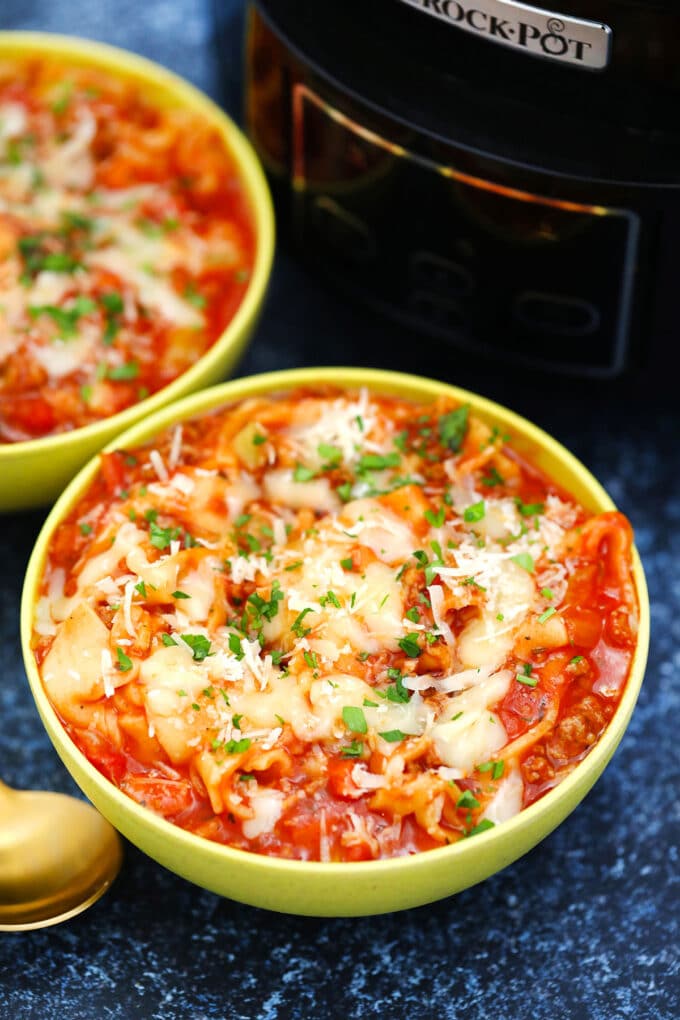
[0,779,123,930]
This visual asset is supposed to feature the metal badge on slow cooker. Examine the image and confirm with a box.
[398,0,612,68]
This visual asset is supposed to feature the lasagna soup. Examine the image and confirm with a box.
[33,389,638,861]
[0,57,254,442]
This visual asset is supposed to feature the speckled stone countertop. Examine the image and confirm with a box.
[0,3,678,1017]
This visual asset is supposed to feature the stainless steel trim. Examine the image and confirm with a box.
[397,0,612,69]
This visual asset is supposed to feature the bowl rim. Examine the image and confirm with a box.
[0,30,275,462]
[21,366,650,882]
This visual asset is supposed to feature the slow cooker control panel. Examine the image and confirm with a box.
[290,84,640,378]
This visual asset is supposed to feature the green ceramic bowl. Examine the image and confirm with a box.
[0,32,275,513]
[21,368,650,916]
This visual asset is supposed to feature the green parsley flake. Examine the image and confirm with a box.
[424,507,446,528]
[341,740,364,758]
[161,633,177,647]
[510,552,535,573]
[398,634,421,658]
[225,737,251,755]
[228,633,245,660]
[115,646,133,672]
[457,790,480,810]
[293,464,316,483]
[342,706,368,734]
[538,606,556,624]
[149,522,181,550]
[318,443,343,467]
[465,819,495,838]
[108,361,139,381]
[481,466,505,487]
[463,500,485,523]
[378,729,406,743]
[438,405,469,452]
[515,498,545,517]
[181,634,212,662]
[356,452,400,472]
[291,607,314,638]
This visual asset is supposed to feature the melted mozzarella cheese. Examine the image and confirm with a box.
[431,669,512,772]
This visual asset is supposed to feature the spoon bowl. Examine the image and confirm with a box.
[0,780,123,930]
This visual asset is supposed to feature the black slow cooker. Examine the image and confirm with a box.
[227,0,680,379]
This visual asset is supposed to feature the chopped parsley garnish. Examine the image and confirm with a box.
[515,498,545,517]
[303,650,319,670]
[291,607,314,638]
[342,706,368,734]
[172,590,191,599]
[398,634,421,658]
[149,522,182,549]
[481,466,505,487]
[181,634,212,662]
[319,590,342,609]
[510,552,535,573]
[540,588,554,600]
[438,404,469,452]
[101,291,124,315]
[378,729,406,743]
[318,443,343,467]
[340,557,354,571]
[336,482,353,502]
[405,606,420,623]
[516,674,538,688]
[115,646,132,672]
[393,430,408,452]
[424,507,446,528]
[465,819,495,838]
[161,633,177,646]
[293,464,316,483]
[385,668,409,703]
[341,740,364,758]
[228,633,245,659]
[463,500,485,523]
[79,521,93,536]
[28,296,96,338]
[363,698,378,707]
[232,714,243,730]
[456,790,480,810]
[538,607,556,624]
[134,580,147,597]
[492,760,505,780]
[247,581,283,622]
[107,361,140,381]
[225,737,251,755]
[570,654,585,664]
[356,452,400,473]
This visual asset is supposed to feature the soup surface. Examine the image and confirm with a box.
[33,388,638,861]
[0,56,254,442]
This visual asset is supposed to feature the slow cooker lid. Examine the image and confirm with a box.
[255,0,680,186]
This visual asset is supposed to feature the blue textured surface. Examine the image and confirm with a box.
[0,2,678,1017]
